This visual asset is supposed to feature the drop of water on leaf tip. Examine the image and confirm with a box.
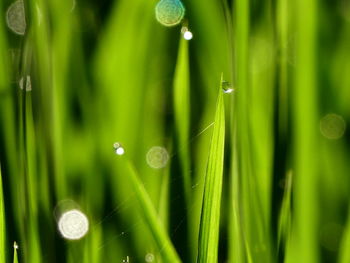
[183,30,193,40]
[181,26,193,40]
[222,81,234,93]
[155,0,185,27]
[113,142,125,155]
[13,241,19,250]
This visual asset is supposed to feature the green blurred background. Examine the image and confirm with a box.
[0,0,350,262]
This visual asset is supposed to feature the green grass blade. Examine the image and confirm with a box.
[173,36,191,204]
[126,161,181,263]
[197,81,225,263]
[0,166,5,263]
[277,171,293,251]
[13,243,18,263]
[289,0,319,261]
[339,208,350,263]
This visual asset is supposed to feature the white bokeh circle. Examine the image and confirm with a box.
[58,209,89,240]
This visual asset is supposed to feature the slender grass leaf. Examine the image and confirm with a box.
[339,208,350,263]
[197,80,225,263]
[126,161,181,263]
[277,171,293,251]
[0,166,5,263]
[173,35,191,204]
[13,242,18,263]
[290,0,319,261]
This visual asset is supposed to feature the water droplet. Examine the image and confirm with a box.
[222,81,234,93]
[183,30,193,40]
[146,146,169,169]
[145,253,155,262]
[320,114,346,140]
[13,241,19,250]
[113,142,125,155]
[155,0,185,27]
[58,209,89,240]
[6,0,26,35]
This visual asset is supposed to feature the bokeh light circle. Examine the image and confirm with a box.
[58,209,89,240]
[146,146,169,169]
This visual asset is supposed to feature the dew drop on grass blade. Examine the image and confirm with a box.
[197,78,225,263]
[13,242,19,263]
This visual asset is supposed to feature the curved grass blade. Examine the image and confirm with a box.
[173,36,191,204]
[0,166,5,263]
[126,161,182,263]
[197,81,225,263]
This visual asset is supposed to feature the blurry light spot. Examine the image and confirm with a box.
[13,241,19,250]
[155,0,185,27]
[145,253,155,262]
[146,146,169,169]
[19,75,31,91]
[222,80,234,93]
[320,114,346,140]
[113,142,125,155]
[183,30,193,40]
[6,0,26,35]
[58,209,89,240]
[122,256,130,263]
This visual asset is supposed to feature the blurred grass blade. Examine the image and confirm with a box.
[126,162,181,263]
[197,81,225,263]
[290,0,319,261]
[0,165,5,263]
[339,208,350,263]
[277,171,293,252]
[173,36,191,204]
[13,242,18,263]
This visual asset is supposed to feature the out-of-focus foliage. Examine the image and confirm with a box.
[0,0,349,262]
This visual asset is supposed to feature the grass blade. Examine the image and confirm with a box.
[197,80,225,263]
[339,208,350,263]
[289,0,319,261]
[277,171,293,252]
[13,242,18,263]
[126,161,181,263]
[0,166,5,263]
[173,36,191,204]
